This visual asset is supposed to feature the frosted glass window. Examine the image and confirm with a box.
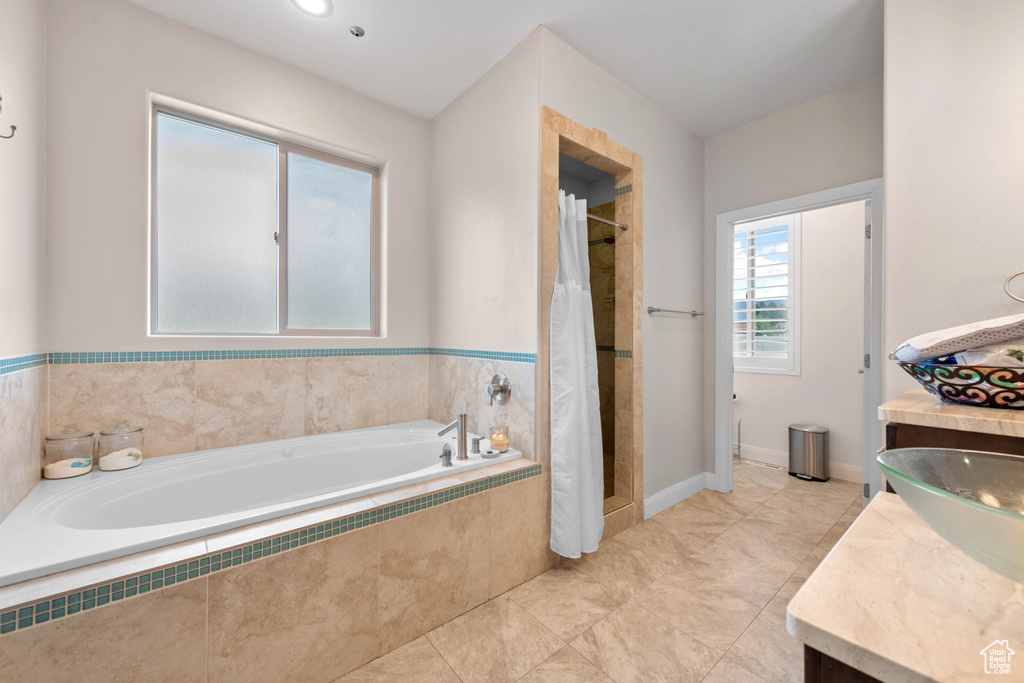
[155,112,279,334]
[286,153,373,330]
[151,107,380,336]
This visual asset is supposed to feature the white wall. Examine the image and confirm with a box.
[704,76,883,472]
[429,30,542,353]
[734,201,865,481]
[46,0,431,352]
[0,0,47,358]
[884,0,1024,399]
[539,29,707,494]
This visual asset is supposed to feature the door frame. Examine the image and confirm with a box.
[713,179,884,504]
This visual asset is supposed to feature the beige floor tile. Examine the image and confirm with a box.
[733,461,791,490]
[701,657,768,683]
[335,636,459,683]
[764,556,819,621]
[612,516,709,569]
[426,595,563,683]
[674,537,794,607]
[727,612,804,683]
[208,527,379,683]
[562,537,672,598]
[632,569,762,654]
[714,516,821,574]
[516,646,614,682]
[650,491,743,542]
[507,566,627,641]
[570,602,718,683]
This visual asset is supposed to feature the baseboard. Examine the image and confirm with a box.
[643,471,708,519]
[736,444,788,468]
[738,445,862,484]
[829,462,862,484]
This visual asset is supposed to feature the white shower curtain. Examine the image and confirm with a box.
[550,190,605,558]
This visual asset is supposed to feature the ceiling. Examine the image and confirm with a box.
[124,0,882,139]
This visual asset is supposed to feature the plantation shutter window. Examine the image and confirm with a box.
[732,214,801,375]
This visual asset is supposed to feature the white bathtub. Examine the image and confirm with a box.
[0,420,518,588]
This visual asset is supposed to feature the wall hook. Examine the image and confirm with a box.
[0,94,16,139]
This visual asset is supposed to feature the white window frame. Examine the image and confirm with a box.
[150,104,381,337]
[732,214,801,376]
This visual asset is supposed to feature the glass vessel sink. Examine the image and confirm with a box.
[878,448,1024,584]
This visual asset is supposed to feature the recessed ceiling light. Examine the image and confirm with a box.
[290,0,332,18]
[350,26,365,37]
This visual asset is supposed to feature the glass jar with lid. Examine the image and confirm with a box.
[43,424,94,479]
[98,420,144,471]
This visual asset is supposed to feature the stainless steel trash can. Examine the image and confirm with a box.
[788,424,829,482]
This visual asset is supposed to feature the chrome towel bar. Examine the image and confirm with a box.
[647,307,705,317]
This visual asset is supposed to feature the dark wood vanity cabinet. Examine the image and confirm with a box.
[884,421,1024,456]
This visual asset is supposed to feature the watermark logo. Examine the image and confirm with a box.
[980,640,1015,675]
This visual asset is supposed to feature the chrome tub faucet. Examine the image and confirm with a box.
[437,413,468,461]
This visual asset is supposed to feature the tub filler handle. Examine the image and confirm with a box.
[439,443,454,467]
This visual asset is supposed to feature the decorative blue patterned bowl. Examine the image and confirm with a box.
[898,363,1024,409]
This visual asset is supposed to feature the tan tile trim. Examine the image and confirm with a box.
[539,106,644,531]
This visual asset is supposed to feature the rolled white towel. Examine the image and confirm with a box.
[893,312,1024,362]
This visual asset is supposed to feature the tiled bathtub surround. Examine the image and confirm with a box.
[0,463,551,681]
[0,365,47,522]
[48,354,431,458]
[428,355,536,461]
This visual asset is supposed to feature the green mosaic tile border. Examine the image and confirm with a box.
[48,348,429,364]
[615,350,632,359]
[615,184,632,196]
[0,353,47,377]
[0,463,542,636]
[42,347,536,365]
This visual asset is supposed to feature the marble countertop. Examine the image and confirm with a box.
[879,389,1024,438]
[787,493,1024,682]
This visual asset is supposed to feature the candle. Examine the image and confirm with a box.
[489,426,510,452]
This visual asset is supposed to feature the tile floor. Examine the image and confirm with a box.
[337,460,863,683]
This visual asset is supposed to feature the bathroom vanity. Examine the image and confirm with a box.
[786,390,1024,682]
[880,389,1024,459]
[787,492,1024,682]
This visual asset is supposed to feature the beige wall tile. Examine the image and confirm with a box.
[614,358,631,412]
[614,410,632,463]
[49,361,196,458]
[613,461,632,501]
[600,504,633,542]
[0,367,45,521]
[0,579,206,682]
[196,359,305,450]
[489,475,555,597]
[387,355,429,424]
[208,526,379,683]
[379,491,491,653]
[305,356,388,434]
[428,355,535,460]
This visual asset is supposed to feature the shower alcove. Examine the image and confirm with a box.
[538,107,644,537]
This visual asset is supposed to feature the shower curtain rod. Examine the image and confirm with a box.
[586,213,628,231]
